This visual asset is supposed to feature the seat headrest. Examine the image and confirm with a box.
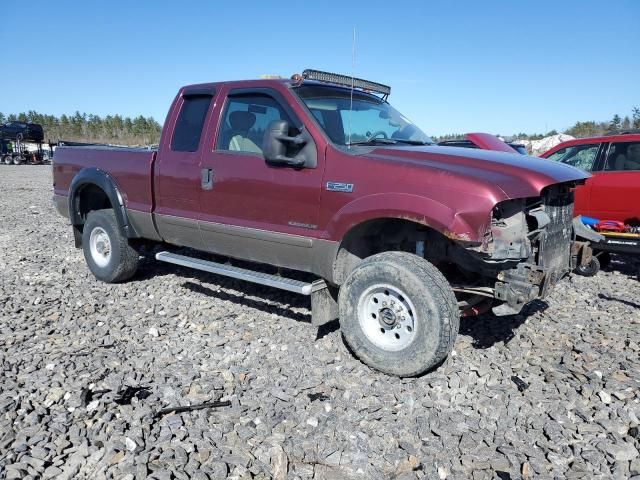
[229,111,256,131]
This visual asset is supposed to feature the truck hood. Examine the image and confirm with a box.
[366,145,589,199]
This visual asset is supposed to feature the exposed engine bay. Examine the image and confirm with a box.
[426,182,596,315]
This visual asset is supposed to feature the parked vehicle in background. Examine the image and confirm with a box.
[438,133,528,154]
[0,121,45,143]
[52,69,592,376]
[0,121,49,165]
[541,131,640,268]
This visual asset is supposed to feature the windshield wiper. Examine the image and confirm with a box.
[392,139,432,145]
[346,138,397,146]
[346,138,432,147]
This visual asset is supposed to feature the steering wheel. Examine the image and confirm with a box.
[367,130,388,140]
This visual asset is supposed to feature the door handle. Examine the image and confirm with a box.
[201,168,214,190]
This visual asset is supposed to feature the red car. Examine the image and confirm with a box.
[541,132,640,225]
[541,132,640,268]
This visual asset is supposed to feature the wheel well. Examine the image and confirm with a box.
[333,218,447,284]
[74,184,112,229]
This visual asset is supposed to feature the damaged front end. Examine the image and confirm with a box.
[459,183,595,315]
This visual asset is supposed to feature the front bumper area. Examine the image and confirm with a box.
[492,238,595,315]
[494,262,545,313]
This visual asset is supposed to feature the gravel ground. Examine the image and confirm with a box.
[1,165,639,480]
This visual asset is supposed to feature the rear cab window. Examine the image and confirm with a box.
[171,95,212,152]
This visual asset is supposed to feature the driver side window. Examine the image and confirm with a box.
[546,144,600,172]
[216,93,293,155]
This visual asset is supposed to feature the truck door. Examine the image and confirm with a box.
[154,89,215,249]
[589,140,640,225]
[198,87,324,271]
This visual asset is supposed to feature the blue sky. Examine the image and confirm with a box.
[2,0,638,136]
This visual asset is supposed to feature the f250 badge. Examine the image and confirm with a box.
[326,182,354,193]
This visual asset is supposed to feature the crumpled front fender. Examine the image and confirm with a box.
[572,216,605,243]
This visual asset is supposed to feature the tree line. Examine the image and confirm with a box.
[3,105,639,146]
[434,107,640,142]
[0,111,161,146]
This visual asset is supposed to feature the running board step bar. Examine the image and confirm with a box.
[155,251,314,295]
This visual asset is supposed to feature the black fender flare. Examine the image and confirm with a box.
[68,168,138,242]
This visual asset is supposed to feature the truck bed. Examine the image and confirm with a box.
[53,145,156,213]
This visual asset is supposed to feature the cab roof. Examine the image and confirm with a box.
[180,69,391,98]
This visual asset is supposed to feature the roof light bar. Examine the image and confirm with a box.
[301,69,391,96]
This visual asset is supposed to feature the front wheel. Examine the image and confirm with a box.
[82,209,139,283]
[339,251,459,377]
[575,256,600,277]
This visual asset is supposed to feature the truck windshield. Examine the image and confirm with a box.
[294,85,433,146]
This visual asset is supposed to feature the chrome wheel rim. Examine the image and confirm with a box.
[89,227,111,268]
[357,284,417,351]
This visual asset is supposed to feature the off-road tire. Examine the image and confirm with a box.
[575,256,600,277]
[338,251,459,377]
[82,209,139,283]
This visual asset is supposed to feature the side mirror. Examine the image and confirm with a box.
[263,120,307,167]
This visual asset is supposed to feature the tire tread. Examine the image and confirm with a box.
[82,209,139,283]
[339,251,459,376]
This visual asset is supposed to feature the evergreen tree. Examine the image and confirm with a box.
[633,107,640,129]
[609,114,622,132]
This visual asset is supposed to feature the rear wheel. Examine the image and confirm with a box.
[2,155,10,165]
[338,251,459,377]
[82,209,139,283]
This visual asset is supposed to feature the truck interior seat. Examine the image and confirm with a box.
[226,111,262,153]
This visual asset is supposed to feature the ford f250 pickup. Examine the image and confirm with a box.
[53,69,595,376]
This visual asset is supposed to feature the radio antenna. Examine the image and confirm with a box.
[347,27,356,148]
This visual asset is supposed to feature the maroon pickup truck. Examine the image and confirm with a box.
[53,69,593,376]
